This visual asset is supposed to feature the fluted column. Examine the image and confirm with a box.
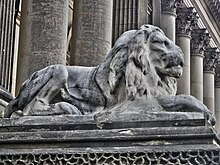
[16,0,68,93]
[203,48,219,112]
[0,0,16,92]
[190,29,209,101]
[176,7,197,95]
[112,0,148,44]
[215,63,220,131]
[71,0,113,66]
[161,0,182,42]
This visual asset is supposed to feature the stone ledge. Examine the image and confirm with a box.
[0,113,219,164]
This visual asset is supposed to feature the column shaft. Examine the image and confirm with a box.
[190,55,203,101]
[161,13,176,42]
[215,87,220,131]
[215,65,220,131]
[203,72,215,112]
[160,0,181,42]
[16,0,68,93]
[203,48,219,112]
[176,36,191,94]
[175,7,197,95]
[190,29,209,101]
[0,0,16,92]
[71,0,113,66]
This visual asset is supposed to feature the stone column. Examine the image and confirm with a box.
[112,0,148,45]
[0,0,16,92]
[16,0,68,93]
[215,63,220,131]
[71,0,113,66]
[161,0,182,42]
[176,7,197,95]
[203,48,219,113]
[190,29,209,101]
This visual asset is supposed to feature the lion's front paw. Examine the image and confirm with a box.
[205,111,216,126]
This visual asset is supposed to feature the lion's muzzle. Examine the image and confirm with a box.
[160,51,184,78]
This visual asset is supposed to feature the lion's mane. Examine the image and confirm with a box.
[101,25,178,104]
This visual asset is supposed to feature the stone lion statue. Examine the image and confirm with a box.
[3,24,215,124]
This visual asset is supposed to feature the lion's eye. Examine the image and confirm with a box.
[164,41,169,47]
[151,39,163,44]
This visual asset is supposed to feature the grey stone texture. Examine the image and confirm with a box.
[160,0,183,42]
[176,7,197,95]
[16,0,68,93]
[3,25,215,125]
[0,0,16,92]
[1,24,220,163]
[0,114,219,164]
[190,29,210,101]
[70,0,113,66]
[176,7,197,37]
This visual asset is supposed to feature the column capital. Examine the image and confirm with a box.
[215,62,220,88]
[176,7,197,37]
[204,48,219,72]
[161,0,183,14]
[191,29,210,55]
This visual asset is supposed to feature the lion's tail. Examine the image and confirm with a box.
[3,98,19,118]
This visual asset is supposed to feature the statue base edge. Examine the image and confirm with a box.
[0,112,219,164]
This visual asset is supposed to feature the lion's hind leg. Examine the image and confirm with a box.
[23,65,69,116]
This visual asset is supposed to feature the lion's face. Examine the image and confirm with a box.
[147,30,184,78]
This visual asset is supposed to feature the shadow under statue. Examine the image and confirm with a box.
[3,24,215,125]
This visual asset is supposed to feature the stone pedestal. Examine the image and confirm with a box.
[16,0,68,94]
[70,0,113,66]
[176,7,197,95]
[0,113,219,164]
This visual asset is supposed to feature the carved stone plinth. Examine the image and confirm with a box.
[0,113,219,164]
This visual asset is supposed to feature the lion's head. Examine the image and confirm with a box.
[97,24,184,104]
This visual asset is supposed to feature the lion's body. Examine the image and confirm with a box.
[6,25,210,120]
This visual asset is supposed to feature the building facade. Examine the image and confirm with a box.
[0,0,220,129]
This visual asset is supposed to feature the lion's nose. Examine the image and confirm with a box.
[166,54,184,68]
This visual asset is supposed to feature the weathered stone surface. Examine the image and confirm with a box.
[204,48,219,72]
[71,0,113,66]
[16,0,69,92]
[191,29,210,55]
[3,24,215,125]
[161,0,182,14]
[176,7,197,37]
[0,114,219,164]
[0,87,14,116]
